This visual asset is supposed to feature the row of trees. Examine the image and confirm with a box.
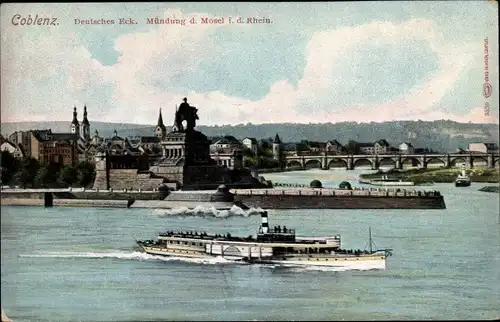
[1,150,96,188]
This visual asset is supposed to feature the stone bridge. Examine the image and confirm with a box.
[285,153,500,170]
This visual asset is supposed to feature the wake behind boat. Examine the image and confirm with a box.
[137,211,393,269]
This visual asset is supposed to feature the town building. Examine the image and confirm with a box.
[399,142,415,154]
[8,131,32,158]
[210,135,242,152]
[374,139,391,154]
[358,142,374,154]
[29,130,79,166]
[0,140,24,158]
[242,137,258,155]
[325,140,344,154]
[468,142,499,154]
[306,141,326,153]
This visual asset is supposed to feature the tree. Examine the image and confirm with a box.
[58,165,78,187]
[310,180,323,188]
[34,167,51,188]
[345,140,360,154]
[14,157,40,188]
[295,142,310,153]
[0,150,20,185]
[242,147,255,158]
[339,181,352,190]
[13,168,30,188]
[76,161,96,187]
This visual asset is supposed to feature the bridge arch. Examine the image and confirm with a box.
[287,160,302,168]
[378,157,396,168]
[470,156,488,167]
[449,157,467,168]
[305,159,322,169]
[328,158,348,169]
[353,158,372,169]
[401,157,421,168]
[425,157,446,168]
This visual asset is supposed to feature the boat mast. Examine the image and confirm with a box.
[369,226,373,253]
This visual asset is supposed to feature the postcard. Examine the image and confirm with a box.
[1,2,499,322]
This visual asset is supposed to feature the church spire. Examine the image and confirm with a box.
[71,106,79,125]
[157,108,165,129]
[82,105,90,125]
[81,105,91,142]
[154,107,167,139]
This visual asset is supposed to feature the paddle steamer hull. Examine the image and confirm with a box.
[139,244,388,269]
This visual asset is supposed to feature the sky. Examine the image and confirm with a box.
[1,2,498,126]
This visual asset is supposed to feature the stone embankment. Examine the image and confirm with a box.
[1,186,446,210]
[231,187,446,209]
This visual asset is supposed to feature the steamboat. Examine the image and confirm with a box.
[136,211,393,269]
[455,164,471,187]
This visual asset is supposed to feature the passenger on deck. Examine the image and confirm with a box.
[277,225,281,233]
[283,226,287,233]
[273,226,277,232]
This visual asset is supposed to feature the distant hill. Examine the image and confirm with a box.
[1,120,498,153]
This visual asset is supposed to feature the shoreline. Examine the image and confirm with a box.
[358,167,500,184]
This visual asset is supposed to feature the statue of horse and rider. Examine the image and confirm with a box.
[174,97,199,132]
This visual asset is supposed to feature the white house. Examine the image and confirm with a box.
[325,140,344,154]
[399,142,415,154]
[0,141,24,158]
[468,142,499,154]
[242,137,258,155]
[210,136,241,152]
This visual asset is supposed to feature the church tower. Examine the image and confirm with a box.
[155,108,167,139]
[82,105,91,142]
[70,106,80,136]
[273,133,282,160]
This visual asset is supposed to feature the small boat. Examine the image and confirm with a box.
[455,165,471,187]
[137,211,393,269]
[369,175,415,186]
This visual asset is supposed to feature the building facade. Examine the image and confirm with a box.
[399,142,415,154]
[468,142,499,154]
[242,137,258,155]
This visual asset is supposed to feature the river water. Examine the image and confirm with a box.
[1,169,499,321]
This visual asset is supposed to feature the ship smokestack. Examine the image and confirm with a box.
[261,211,269,234]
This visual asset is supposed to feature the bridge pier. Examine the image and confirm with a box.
[443,155,451,168]
[347,157,354,170]
[395,157,402,170]
[321,155,328,170]
[419,156,427,169]
[467,155,473,169]
[487,154,494,168]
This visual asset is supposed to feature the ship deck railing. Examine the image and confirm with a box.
[156,232,341,245]
[231,188,441,197]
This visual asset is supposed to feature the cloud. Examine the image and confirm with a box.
[1,8,498,126]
